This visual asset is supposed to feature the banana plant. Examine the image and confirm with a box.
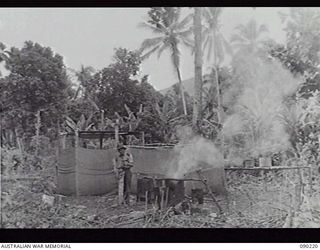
[65,113,94,132]
[153,100,191,142]
[100,105,143,145]
[124,104,143,132]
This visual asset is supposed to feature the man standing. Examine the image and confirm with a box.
[114,143,134,205]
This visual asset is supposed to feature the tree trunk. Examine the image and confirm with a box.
[213,66,222,124]
[192,7,203,132]
[213,29,223,125]
[176,67,188,116]
[115,119,120,144]
[35,110,41,155]
[212,29,226,152]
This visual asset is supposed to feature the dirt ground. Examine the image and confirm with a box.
[2,167,320,228]
[1,176,286,228]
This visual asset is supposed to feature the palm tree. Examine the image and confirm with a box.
[139,7,193,116]
[192,7,203,130]
[202,8,233,126]
[73,65,95,100]
[230,19,269,55]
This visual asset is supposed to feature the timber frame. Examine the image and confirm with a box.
[60,130,145,149]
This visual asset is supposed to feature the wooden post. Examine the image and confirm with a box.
[141,132,145,146]
[118,173,124,205]
[115,120,119,144]
[165,187,169,209]
[99,134,103,149]
[160,180,165,211]
[160,187,165,212]
[155,195,159,211]
[298,168,304,207]
[145,191,148,212]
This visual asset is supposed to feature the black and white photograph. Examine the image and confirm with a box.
[0,7,320,230]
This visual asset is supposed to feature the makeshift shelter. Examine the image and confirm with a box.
[56,130,227,196]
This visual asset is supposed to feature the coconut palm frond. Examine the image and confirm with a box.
[176,27,194,39]
[202,32,211,51]
[140,37,164,52]
[141,45,161,61]
[174,13,193,31]
[180,36,194,51]
[157,43,170,59]
[137,21,166,34]
[202,8,213,22]
[139,8,189,115]
[202,7,228,64]
[231,19,269,54]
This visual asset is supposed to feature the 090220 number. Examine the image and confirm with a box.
[300,244,318,248]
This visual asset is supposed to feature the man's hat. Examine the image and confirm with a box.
[117,143,126,151]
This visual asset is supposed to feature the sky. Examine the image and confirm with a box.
[0,7,290,90]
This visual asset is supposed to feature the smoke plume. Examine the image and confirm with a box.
[167,126,224,178]
[222,55,302,160]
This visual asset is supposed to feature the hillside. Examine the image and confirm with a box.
[160,78,196,96]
